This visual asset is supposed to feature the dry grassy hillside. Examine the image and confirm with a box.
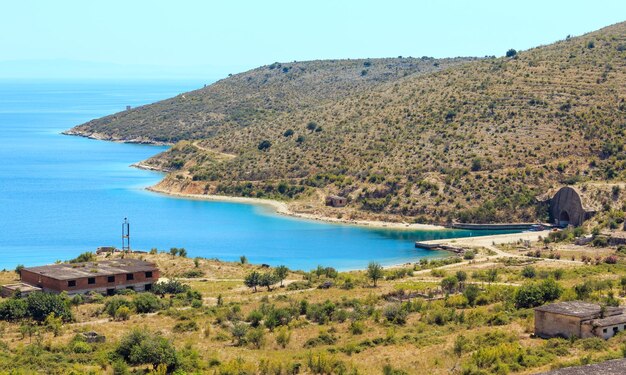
[70,22,626,224]
[67,57,475,143]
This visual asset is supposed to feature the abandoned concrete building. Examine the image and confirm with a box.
[535,301,626,339]
[2,259,160,296]
[325,195,347,207]
[550,186,596,227]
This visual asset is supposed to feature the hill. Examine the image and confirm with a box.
[66,57,476,144]
[68,23,626,224]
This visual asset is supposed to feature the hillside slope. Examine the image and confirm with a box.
[70,23,626,224]
[66,57,476,143]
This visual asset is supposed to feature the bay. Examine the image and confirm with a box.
[0,80,513,271]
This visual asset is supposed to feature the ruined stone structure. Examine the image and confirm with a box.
[535,301,626,339]
[550,186,594,227]
[325,195,347,207]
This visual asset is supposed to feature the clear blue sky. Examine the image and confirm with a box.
[1,0,625,79]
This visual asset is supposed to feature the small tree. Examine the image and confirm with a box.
[274,265,289,287]
[441,276,459,294]
[258,140,272,151]
[14,264,24,279]
[259,273,277,291]
[506,49,517,57]
[276,326,291,348]
[246,327,265,349]
[306,122,318,132]
[367,262,384,287]
[231,322,248,346]
[244,271,260,292]
[463,284,480,306]
[455,271,467,290]
[178,248,187,258]
[283,129,294,137]
[240,255,248,264]
[169,248,178,257]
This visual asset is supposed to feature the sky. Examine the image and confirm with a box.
[1,0,625,79]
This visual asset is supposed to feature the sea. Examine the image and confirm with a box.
[0,80,514,271]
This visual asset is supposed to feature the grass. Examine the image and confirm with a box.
[2,243,626,374]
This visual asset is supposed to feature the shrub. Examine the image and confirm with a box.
[506,49,517,57]
[283,129,294,137]
[258,140,272,151]
[133,293,162,313]
[115,329,177,370]
[463,250,476,260]
[181,269,204,278]
[246,327,266,349]
[367,262,384,287]
[104,297,133,317]
[115,306,131,321]
[68,252,96,263]
[515,279,562,309]
[231,322,248,346]
[152,280,190,296]
[173,320,199,333]
[276,326,291,348]
[25,292,73,322]
[0,298,27,321]
[383,304,408,325]
[522,266,536,279]
[464,284,481,307]
[72,341,92,354]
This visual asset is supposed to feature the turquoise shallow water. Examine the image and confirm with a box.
[0,80,515,271]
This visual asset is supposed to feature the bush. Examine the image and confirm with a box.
[506,49,517,57]
[152,280,190,295]
[181,270,204,278]
[246,327,266,349]
[383,304,408,325]
[104,297,133,317]
[115,306,131,321]
[115,329,177,370]
[258,140,272,151]
[522,266,536,279]
[133,293,162,313]
[173,320,199,332]
[515,279,562,309]
[72,341,92,354]
[0,298,27,321]
[24,292,73,322]
[463,284,481,307]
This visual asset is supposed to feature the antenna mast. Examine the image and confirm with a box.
[122,217,130,252]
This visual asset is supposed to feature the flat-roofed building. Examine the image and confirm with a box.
[535,301,626,339]
[18,259,159,296]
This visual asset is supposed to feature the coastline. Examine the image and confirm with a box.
[146,185,447,231]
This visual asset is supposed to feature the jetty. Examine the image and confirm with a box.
[415,241,465,254]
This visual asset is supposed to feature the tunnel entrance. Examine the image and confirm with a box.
[559,210,570,227]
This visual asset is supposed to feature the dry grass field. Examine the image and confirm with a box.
[3,221,626,375]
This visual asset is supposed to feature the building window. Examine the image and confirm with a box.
[145,283,152,291]
[603,328,607,333]
[126,286,134,291]
[614,327,619,334]
[126,273,134,281]
[88,277,95,285]
[145,271,153,278]
[68,280,76,287]
[108,276,115,283]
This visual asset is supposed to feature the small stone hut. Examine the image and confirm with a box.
[550,186,595,227]
[535,301,626,339]
[325,195,347,208]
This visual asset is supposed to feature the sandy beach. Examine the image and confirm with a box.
[146,185,447,231]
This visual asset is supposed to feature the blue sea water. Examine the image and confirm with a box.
[0,80,513,271]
